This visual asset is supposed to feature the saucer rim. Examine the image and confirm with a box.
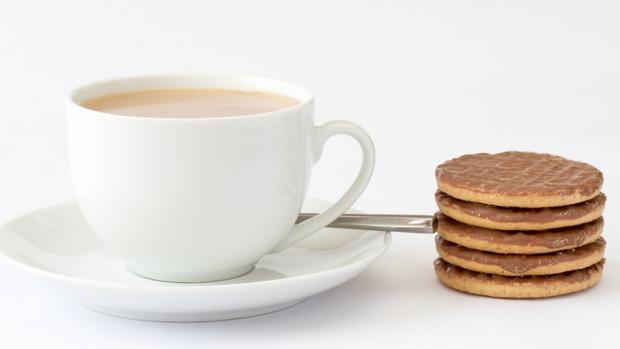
[0,199,391,292]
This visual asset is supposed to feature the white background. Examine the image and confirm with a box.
[1,0,619,348]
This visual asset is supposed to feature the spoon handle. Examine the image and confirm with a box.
[296,213,435,234]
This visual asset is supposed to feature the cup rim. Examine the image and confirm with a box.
[68,73,315,121]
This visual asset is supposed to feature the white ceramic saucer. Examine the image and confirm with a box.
[0,198,390,322]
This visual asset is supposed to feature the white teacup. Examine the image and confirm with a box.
[67,74,375,282]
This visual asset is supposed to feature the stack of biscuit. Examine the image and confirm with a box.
[432,151,606,298]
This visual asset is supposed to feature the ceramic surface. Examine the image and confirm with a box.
[0,198,390,322]
[67,74,375,282]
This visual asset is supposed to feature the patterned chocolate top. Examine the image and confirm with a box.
[436,151,603,197]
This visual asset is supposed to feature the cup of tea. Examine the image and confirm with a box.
[67,74,375,282]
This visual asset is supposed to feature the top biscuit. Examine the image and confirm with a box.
[436,151,603,208]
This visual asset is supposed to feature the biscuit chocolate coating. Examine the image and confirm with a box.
[435,191,605,230]
[436,151,603,208]
[435,236,605,276]
[434,213,604,254]
[434,258,604,299]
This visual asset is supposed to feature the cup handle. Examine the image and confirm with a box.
[273,120,375,251]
